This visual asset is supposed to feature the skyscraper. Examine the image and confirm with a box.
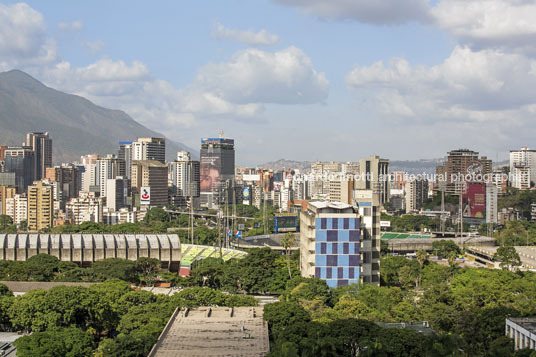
[4,146,35,192]
[96,155,122,198]
[131,160,168,207]
[118,142,133,179]
[132,137,165,164]
[300,201,364,287]
[27,181,53,231]
[25,132,52,180]
[355,155,390,205]
[200,137,235,208]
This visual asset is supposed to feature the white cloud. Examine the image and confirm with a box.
[81,40,105,54]
[346,46,536,122]
[57,20,83,31]
[0,2,55,69]
[273,0,432,24]
[212,22,279,45]
[195,46,329,105]
[31,46,327,135]
[432,0,536,53]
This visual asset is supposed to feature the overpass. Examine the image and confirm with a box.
[382,235,496,254]
[465,246,536,270]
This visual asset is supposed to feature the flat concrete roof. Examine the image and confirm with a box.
[0,281,95,295]
[148,307,269,357]
[508,317,536,334]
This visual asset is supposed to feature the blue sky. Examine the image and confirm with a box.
[1,1,536,165]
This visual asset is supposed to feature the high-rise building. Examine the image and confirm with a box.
[3,146,35,192]
[25,132,52,180]
[328,178,354,205]
[355,155,390,205]
[510,147,536,189]
[444,149,492,194]
[27,181,53,231]
[170,153,200,198]
[45,165,80,205]
[105,177,128,211]
[486,183,498,225]
[96,155,123,198]
[131,160,168,207]
[405,178,428,213]
[5,193,27,225]
[300,201,364,288]
[353,189,381,285]
[0,186,16,215]
[200,137,235,208]
[310,161,342,196]
[65,192,103,225]
[132,137,165,164]
[118,142,133,179]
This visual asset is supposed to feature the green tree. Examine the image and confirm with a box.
[143,207,170,224]
[432,240,461,259]
[14,327,93,357]
[494,246,522,271]
[281,232,297,279]
[0,215,13,230]
[135,257,161,286]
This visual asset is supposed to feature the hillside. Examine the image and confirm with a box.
[0,70,194,163]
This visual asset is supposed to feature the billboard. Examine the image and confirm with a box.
[242,186,251,205]
[140,187,151,204]
[463,182,486,218]
[200,154,221,193]
[274,213,299,233]
[380,221,391,227]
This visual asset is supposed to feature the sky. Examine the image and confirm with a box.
[1,0,535,166]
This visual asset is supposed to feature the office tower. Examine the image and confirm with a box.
[341,162,360,175]
[118,142,133,179]
[310,161,342,196]
[0,186,16,215]
[45,165,80,204]
[355,155,390,205]
[328,178,354,205]
[27,181,53,231]
[510,147,536,189]
[300,201,364,288]
[132,137,166,164]
[96,155,122,198]
[105,177,127,211]
[131,160,168,207]
[486,183,498,225]
[170,160,200,197]
[200,137,235,208]
[5,193,27,225]
[80,154,99,193]
[26,132,52,180]
[405,178,429,213]
[3,147,35,192]
[444,149,482,194]
[0,173,15,188]
[353,189,381,285]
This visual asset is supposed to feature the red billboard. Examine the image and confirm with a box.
[463,182,486,218]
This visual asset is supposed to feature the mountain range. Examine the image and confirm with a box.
[0,70,193,164]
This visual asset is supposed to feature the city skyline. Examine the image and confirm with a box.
[1,1,535,165]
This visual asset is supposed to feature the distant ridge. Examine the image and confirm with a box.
[0,69,195,163]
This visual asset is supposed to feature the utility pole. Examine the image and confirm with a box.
[441,189,445,235]
[190,187,194,244]
[217,210,223,259]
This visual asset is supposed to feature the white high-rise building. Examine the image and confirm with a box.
[405,179,428,213]
[105,177,127,211]
[96,155,122,198]
[5,194,27,225]
[510,147,536,189]
[132,137,165,164]
[486,183,498,224]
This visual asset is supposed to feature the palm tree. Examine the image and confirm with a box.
[281,232,296,279]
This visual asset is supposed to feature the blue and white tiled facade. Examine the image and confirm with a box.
[314,217,361,288]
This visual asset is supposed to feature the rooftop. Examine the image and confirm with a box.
[508,317,536,333]
[148,307,269,357]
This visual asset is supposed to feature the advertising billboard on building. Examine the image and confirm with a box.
[463,182,486,218]
[274,212,299,233]
[140,187,151,204]
[200,154,221,193]
[242,186,251,205]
